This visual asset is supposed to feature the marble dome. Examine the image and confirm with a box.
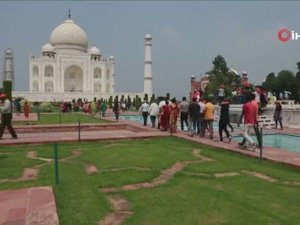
[49,19,88,52]
[41,43,54,52]
[89,46,101,55]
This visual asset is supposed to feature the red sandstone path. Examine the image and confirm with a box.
[0,187,59,225]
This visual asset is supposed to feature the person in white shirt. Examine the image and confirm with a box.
[140,100,150,126]
[0,94,18,139]
[148,100,159,128]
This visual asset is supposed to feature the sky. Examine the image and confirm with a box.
[1,1,300,99]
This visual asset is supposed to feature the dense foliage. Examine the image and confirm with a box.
[262,63,300,102]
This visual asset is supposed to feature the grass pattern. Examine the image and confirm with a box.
[0,137,300,225]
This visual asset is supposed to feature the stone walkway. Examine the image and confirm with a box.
[0,187,59,225]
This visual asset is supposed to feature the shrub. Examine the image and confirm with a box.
[20,99,32,108]
[39,102,54,112]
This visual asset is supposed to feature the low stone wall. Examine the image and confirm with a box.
[227,104,300,128]
[14,123,148,133]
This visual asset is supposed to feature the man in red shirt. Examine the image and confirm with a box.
[241,94,257,150]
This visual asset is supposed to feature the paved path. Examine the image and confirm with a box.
[0,186,59,225]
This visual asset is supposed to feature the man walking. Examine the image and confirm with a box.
[179,97,189,131]
[188,97,200,137]
[0,94,18,139]
[202,97,214,139]
[240,94,256,150]
[148,100,159,128]
[140,99,150,126]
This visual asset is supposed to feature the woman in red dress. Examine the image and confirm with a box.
[24,101,30,118]
[169,98,180,133]
[160,101,170,131]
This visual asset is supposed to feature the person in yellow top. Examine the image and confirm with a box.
[201,97,215,139]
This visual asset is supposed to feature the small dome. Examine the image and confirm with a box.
[109,56,114,60]
[49,19,88,52]
[145,33,152,39]
[89,46,101,55]
[42,43,54,52]
[242,71,248,75]
[5,48,12,54]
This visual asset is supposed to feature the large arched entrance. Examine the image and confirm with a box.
[64,65,83,92]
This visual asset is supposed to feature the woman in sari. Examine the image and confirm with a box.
[169,98,179,133]
[23,101,30,118]
[160,101,170,131]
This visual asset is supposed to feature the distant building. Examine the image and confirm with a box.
[190,74,209,101]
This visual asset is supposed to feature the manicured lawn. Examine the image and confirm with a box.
[13,112,111,125]
[1,137,300,225]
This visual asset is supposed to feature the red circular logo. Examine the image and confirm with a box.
[278,28,291,42]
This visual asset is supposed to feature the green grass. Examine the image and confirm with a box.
[13,112,111,125]
[1,137,300,225]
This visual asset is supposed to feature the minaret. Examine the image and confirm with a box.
[143,33,153,97]
[109,56,115,93]
[3,48,14,90]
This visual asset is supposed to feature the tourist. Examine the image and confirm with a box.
[224,98,234,132]
[188,97,200,137]
[23,101,30,118]
[15,99,21,116]
[113,99,121,121]
[157,98,166,129]
[274,101,283,129]
[217,84,225,103]
[148,100,159,128]
[160,100,170,131]
[198,98,206,134]
[100,101,107,117]
[140,100,150,126]
[240,94,256,150]
[179,97,189,131]
[202,97,215,139]
[218,99,232,143]
[250,93,262,148]
[0,94,18,139]
[91,98,97,115]
[169,98,180,133]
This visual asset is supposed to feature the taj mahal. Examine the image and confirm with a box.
[12,15,153,102]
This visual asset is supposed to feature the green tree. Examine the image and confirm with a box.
[108,96,113,108]
[295,62,300,102]
[144,93,148,102]
[3,80,12,100]
[277,70,297,99]
[150,94,156,103]
[205,55,236,100]
[127,96,132,110]
[212,55,229,74]
[262,72,278,95]
[136,97,142,109]
[166,93,170,100]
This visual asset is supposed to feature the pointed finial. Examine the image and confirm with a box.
[68,8,71,19]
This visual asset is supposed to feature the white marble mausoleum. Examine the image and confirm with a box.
[13,16,153,102]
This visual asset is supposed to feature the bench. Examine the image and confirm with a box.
[257,115,275,129]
